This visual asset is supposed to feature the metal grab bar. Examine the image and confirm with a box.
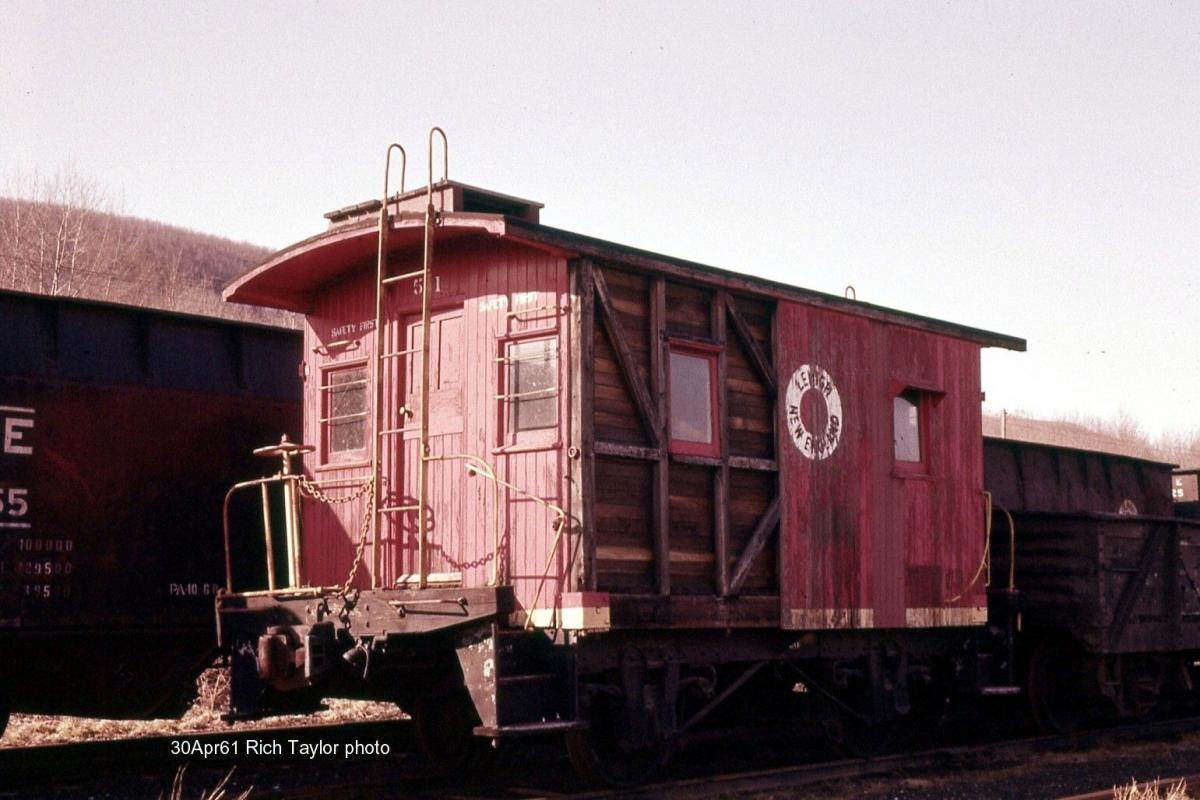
[372,143,408,591]
[222,474,302,593]
[451,458,569,630]
[524,510,569,631]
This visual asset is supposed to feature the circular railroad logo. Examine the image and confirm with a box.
[785,364,843,460]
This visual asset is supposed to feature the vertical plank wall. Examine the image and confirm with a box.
[298,237,572,619]
[588,262,779,607]
[776,302,986,629]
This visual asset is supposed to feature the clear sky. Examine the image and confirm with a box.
[2,2,1197,436]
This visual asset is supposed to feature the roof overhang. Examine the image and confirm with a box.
[502,219,1026,352]
[224,213,529,313]
[225,210,1024,352]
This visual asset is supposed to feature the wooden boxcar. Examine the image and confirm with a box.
[0,289,300,736]
[984,438,1200,732]
[215,175,1026,779]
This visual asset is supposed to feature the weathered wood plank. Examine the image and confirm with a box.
[665,281,713,340]
[726,294,776,393]
[595,440,664,461]
[728,496,781,597]
[771,300,786,603]
[609,594,781,629]
[1107,521,1169,647]
[672,453,722,468]
[568,260,585,592]
[593,267,661,447]
[651,275,671,596]
[580,259,597,591]
[715,290,731,597]
[729,456,778,472]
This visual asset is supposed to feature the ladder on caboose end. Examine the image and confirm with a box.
[368,128,448,591]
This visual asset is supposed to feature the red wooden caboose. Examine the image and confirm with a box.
[216,143,1023,781]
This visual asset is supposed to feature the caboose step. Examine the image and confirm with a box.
[497,673,557,685]
[474,720,587,738]
[980,686,1021,696]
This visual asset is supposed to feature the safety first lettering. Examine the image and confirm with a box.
[784,365,843,460]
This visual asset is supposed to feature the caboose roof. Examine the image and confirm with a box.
[225,197,1025,351]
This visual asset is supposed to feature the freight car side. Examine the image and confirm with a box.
[0,290,300,732]
[983,437,1200,732]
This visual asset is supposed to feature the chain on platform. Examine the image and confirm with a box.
[298,476,375,594]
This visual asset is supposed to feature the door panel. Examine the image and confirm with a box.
[393,307,466,579]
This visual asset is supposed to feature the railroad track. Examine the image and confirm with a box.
[550,716,1200,800]
[3,715,1198,799]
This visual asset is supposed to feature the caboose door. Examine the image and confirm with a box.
[389,306,467,583]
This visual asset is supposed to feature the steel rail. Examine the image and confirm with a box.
[553,715,1200,800]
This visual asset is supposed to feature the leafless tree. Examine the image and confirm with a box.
[0,168,300,327]
[0,166,140,299]
[985,408,1200,469]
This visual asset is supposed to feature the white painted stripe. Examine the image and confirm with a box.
[0,406,35,414]
[0,521,32,529]
[790,608,875,629]
[905,607,987,627]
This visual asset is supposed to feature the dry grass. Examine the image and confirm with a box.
[1113,779,1193,800]
[1,664,406,748]
[161,766,251,800]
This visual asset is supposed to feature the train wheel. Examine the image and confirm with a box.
[565,693,669,787]
[1027,641,1088,734]
[412,685,488,769]
[820,689,908,758]
[827,712,896,757]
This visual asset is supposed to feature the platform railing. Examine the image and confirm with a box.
[221,436,314,595]
[222,473,303,594]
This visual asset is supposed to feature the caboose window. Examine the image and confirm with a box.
[668,344,719,457]
[323,365,368,457]
[893,389,923,463]
[508,337,558,433]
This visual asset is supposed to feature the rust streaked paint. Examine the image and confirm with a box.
[790,608,875,629]
[777,303,988,631]
[905,607,988,627]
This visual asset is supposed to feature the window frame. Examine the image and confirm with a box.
[498,331,561,450]
[667,338,722,458]
[890,380,943,477]
[320,360,371,466]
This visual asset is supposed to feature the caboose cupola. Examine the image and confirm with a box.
[323,180,543,227]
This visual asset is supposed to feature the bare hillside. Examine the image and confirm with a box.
[0,196,296,327]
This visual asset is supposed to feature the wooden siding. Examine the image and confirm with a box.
[294,238,987,633]
[298,237,572,620]
[776,304,986,630]
[301,270,375,589]
[983,437,1174,517]
[587,262,780,608]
